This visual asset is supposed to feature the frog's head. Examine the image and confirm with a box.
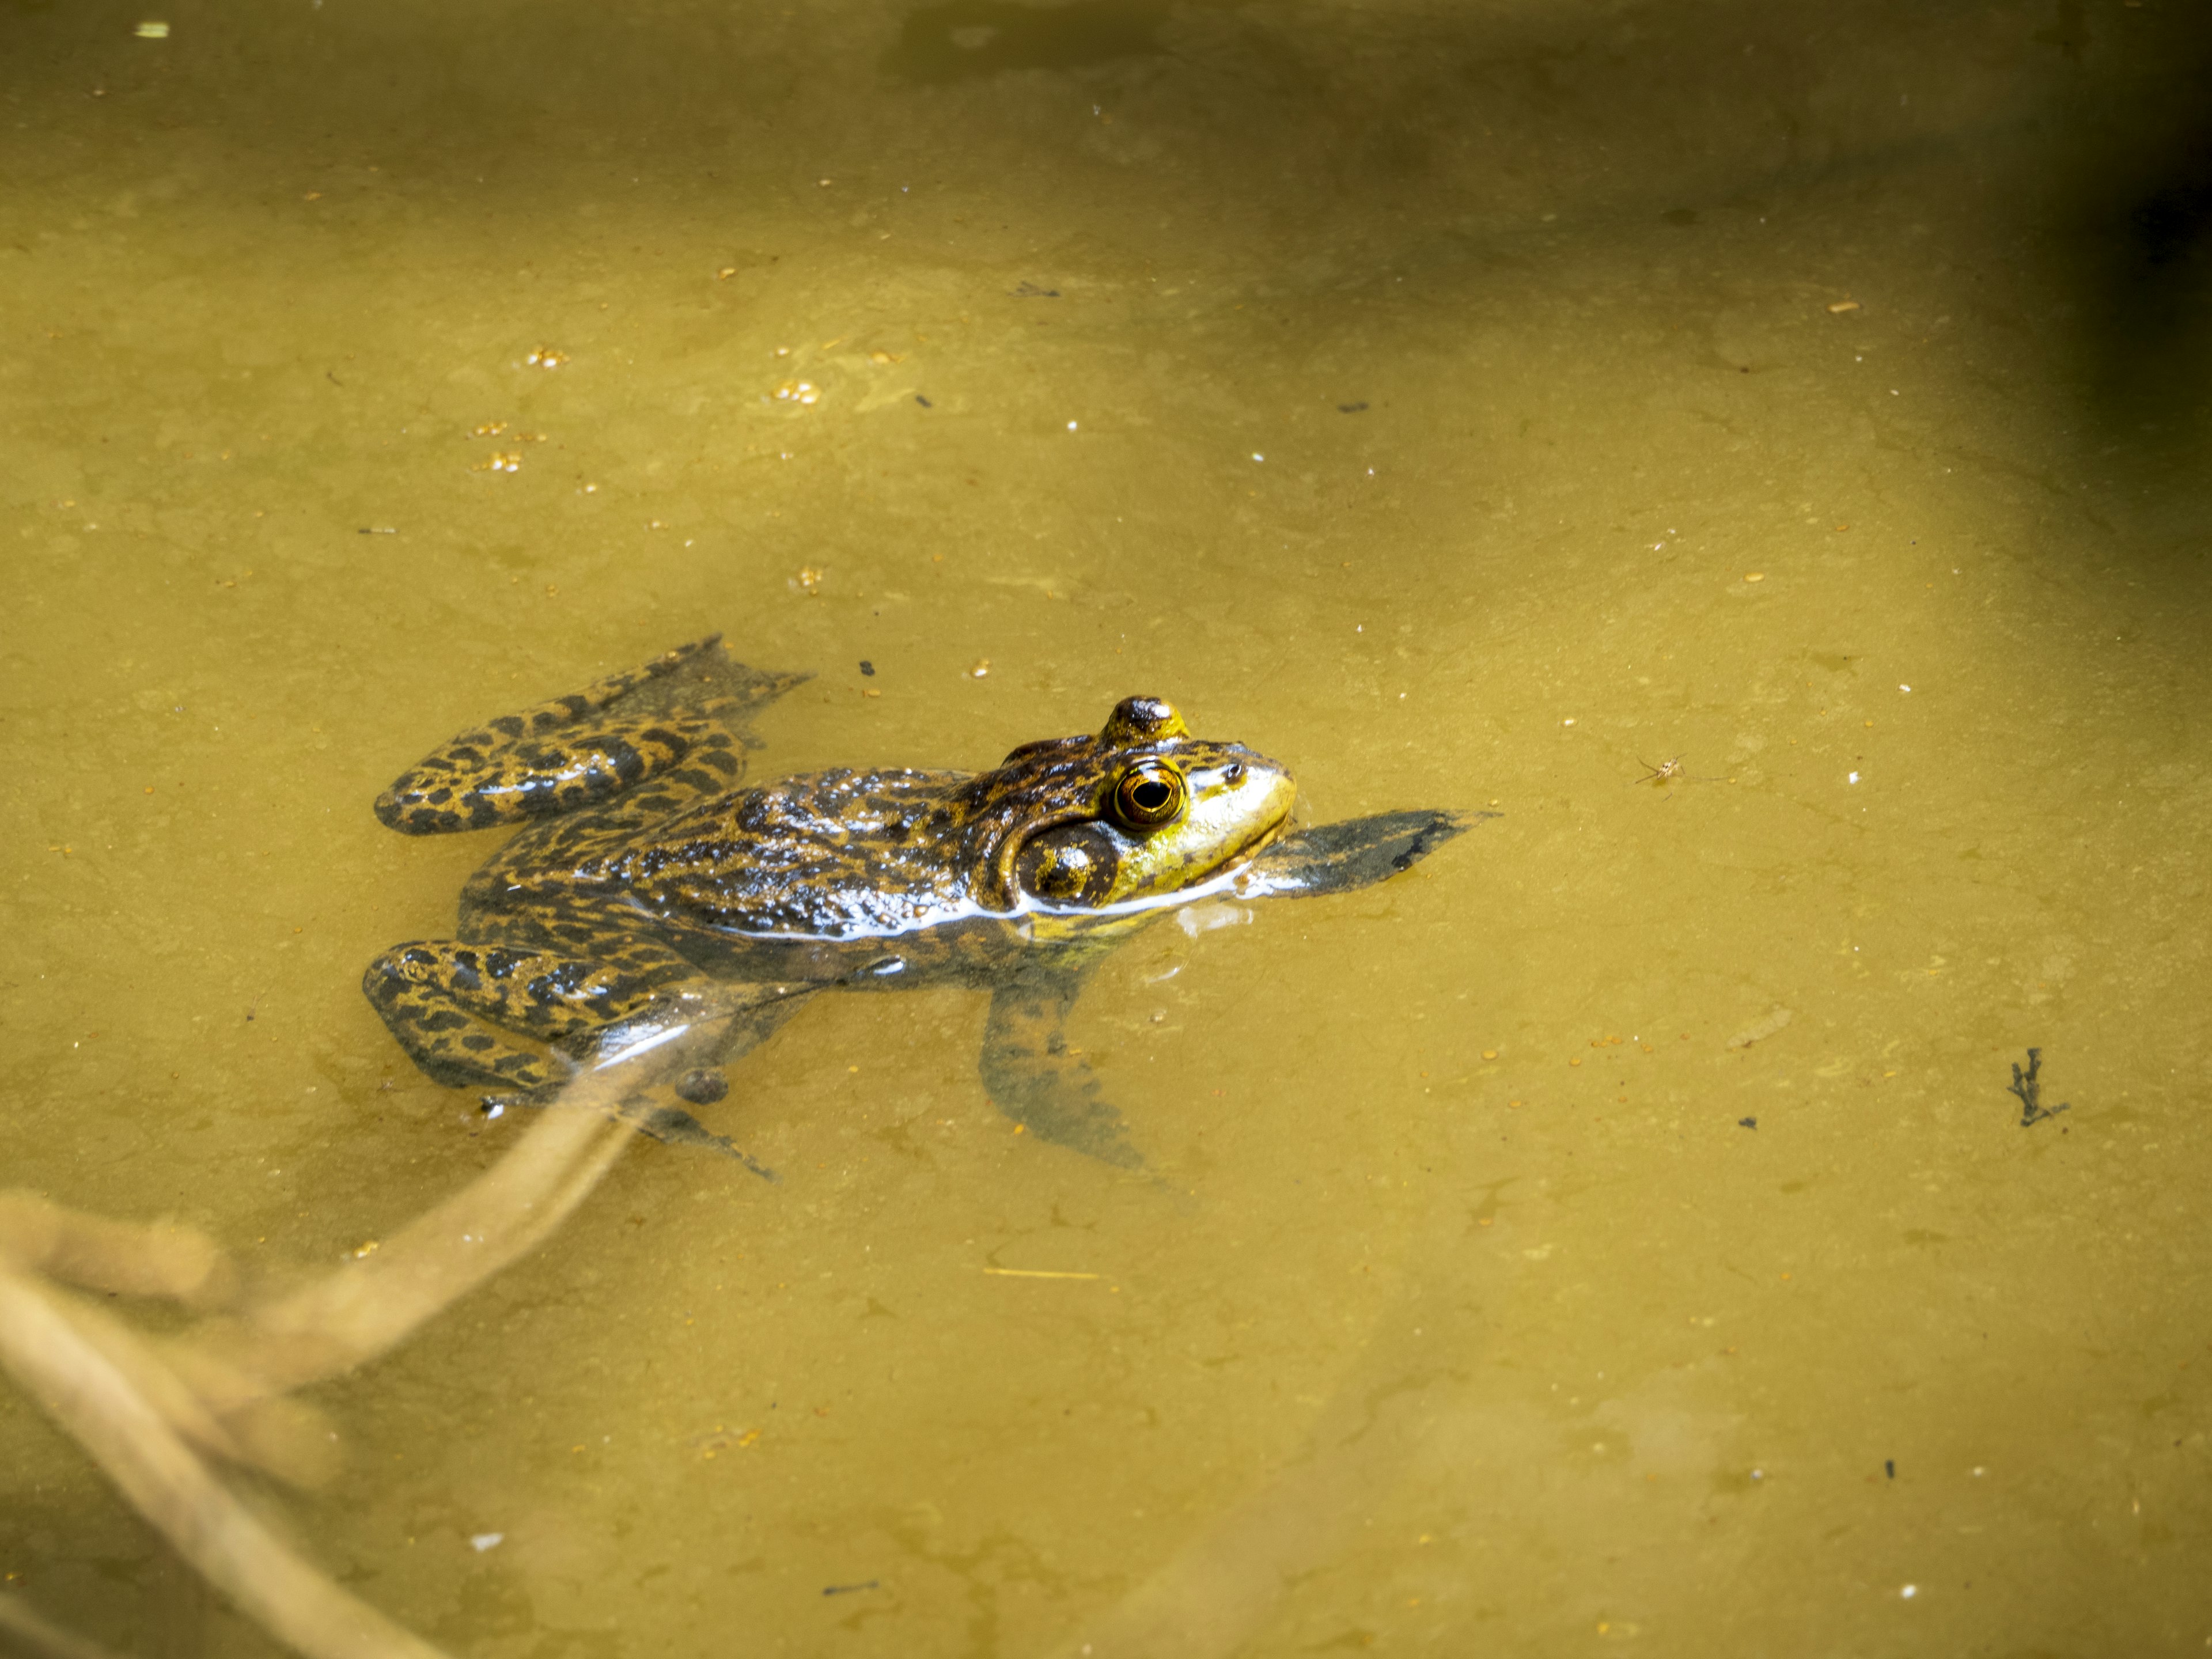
[972,696,1296,913]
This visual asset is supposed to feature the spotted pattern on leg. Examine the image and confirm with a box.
[363,941,690,1092]
[375,637,733,834]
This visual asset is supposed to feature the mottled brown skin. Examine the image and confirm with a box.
[363,637,1330,1172]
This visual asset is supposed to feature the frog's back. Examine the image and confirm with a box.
[612,765,991,940]
[449,641,806,949]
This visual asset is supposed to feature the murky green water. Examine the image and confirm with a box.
[6,0,2212,1652]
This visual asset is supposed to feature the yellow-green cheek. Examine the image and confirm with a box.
[1104,768,1296,902]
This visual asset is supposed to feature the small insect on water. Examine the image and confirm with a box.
[1628,756,1720,800]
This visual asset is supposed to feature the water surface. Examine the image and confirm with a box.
[5,0,2211,1652]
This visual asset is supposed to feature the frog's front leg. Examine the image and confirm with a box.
[375,636,744,834]
[980,964,1142,1170]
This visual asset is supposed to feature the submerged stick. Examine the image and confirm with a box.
[231,1101,633,1391]
[0,990,764,1659]
[0,1195,235,1309]
[0,1264,453,1659]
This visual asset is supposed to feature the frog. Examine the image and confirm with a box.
[363,636,1474,1176]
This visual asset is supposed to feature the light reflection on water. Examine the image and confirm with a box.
[3,0,2210,1652]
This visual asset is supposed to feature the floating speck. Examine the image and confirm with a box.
[134,20,168,36]
[470,1533,504,1553]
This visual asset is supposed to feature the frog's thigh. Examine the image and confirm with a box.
[363,941,673,1091]
[376,638,738,834]
[377,713,743,835]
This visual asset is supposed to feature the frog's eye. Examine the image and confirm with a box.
[1112,763,1185,828]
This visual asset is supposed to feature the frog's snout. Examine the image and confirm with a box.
[1192,748,1296,851]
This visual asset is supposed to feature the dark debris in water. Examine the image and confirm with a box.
[2006,1047,2071,1127]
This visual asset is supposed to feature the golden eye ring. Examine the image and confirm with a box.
[1112,763,1185,828]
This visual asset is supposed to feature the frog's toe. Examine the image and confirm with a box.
[478,1085,558,1119]
[674,1067,729,1105]
[628,1104,778,1181]
[477,1078,774,1179]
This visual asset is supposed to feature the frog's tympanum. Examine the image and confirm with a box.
[365,637,1472,1175]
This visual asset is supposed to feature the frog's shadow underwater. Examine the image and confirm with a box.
[363,637,1480,1177]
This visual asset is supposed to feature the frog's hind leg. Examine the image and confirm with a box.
[365,941,816,1175]
[376,636,747,835]
[363,941,688,1093]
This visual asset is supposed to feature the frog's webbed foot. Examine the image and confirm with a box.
[471,984,820,1175]
[373,637,806,835]
[980,967,1143,1171]
[1233,808,1489,899]
[477,1084,779,1181]
[554,982,817,1174]
[628,1104,778,1179]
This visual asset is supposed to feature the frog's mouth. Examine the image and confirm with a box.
[1221,794,1297,867]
